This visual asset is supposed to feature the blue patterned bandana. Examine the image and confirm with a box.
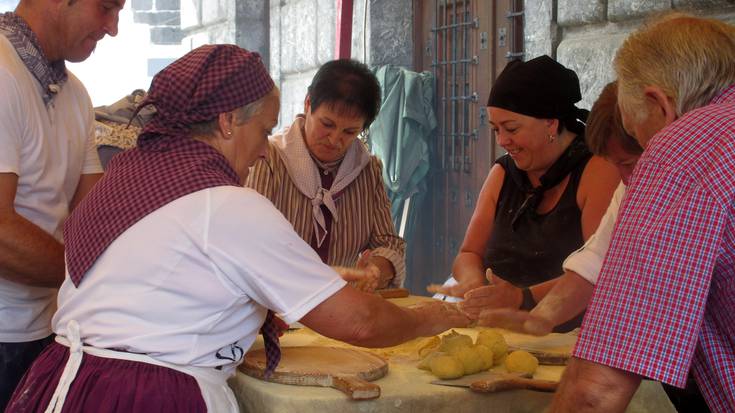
[0,12,68,105]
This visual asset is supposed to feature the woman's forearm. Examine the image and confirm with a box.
[452,252,486,284]
[530,271,594,327]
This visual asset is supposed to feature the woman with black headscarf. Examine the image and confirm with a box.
[430,56,619,332]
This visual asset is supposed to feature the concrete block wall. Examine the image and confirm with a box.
[525,0,735,109]
[129,0,735,114]
[129,0,414,130]
[180,0,238,49]
[269,0,333,129]
[133,0,184,45]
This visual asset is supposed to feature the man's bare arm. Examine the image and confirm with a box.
[0,173,64,287]
[549,357,641,413]
[69,173,102,212]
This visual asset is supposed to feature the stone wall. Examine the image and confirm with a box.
[130,0,735,112]
[179,0,269,57]
[128,0,414,130]
[133,0,184,45]
[270,0,414,129]
[525,0,735,109]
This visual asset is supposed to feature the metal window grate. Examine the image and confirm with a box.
[432,0,479,174]
[506,0,524,61]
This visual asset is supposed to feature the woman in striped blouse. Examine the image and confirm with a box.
[246,59,405,291]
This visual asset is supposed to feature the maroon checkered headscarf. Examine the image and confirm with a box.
[137,44,274,142]
[65,44,274,284]
[63,44,282,376]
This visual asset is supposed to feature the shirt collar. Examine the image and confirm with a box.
[0,12,68,105]
[711,82,735,105]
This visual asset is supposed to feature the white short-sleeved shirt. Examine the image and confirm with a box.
[562,182,626,284]
[0,35,102,342]
[53,187,346,375]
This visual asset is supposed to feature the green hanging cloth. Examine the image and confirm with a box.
[369,65,436,239]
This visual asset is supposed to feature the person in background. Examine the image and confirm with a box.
[0,0,123,409]
[430,56,619,332]
[94,89,153,169]
[461,82,641,335]
[6,45,469,413]
[247,59,405,292]
[550,14,735,413]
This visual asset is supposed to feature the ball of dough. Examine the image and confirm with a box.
[473,344,494,370]
[417,336,441,358]
[504,350,539,376]
[476,329,508,365]
[430,354,465,379]
[417,351,445,371]
[454,346,484,375]
[439,330,473,355]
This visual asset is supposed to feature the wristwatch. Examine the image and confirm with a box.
[520,287,536,311]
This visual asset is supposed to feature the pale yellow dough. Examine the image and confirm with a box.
[417,351,446,371]
[417,336,441,358]
[476,329,508,365]
[504,350,539,376]
[453,346,484,375]
[429,354,465,379]
[473,344,494,370]
[438,330,473,355]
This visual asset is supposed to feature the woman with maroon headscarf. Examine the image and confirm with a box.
[6,45,468,413]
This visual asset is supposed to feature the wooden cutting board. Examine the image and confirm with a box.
[239,346,388,400]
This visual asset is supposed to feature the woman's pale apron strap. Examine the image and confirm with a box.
[46,321,238,413]
[44,321,83,413]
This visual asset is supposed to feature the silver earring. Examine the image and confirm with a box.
[548,134,555,143]
[227,130,233,136]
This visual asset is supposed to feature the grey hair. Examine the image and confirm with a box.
[615,13,735,122]
[188,87,277,136]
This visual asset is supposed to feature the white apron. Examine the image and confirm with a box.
[44,321,238,413]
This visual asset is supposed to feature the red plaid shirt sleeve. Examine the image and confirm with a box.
[574,85,735,412]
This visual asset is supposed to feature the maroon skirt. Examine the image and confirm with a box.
[6,342,206,412]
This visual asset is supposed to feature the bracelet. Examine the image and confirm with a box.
[519,287,536,311]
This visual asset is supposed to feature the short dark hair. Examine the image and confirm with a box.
[307,59,381,129]
[586,82,643,157]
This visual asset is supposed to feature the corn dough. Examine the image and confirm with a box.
[476,329,508,365]
[504,350,539,376]
[429,354,464,379]
[473,344,494,370]
[453,346,484,375]
[417,336,441,358]
[417,351,446,371]
[439,330,473,355]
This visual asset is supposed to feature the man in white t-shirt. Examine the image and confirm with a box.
[459,82,643,334]
[0,0,124,408]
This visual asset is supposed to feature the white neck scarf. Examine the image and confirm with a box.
[272,116,370,247]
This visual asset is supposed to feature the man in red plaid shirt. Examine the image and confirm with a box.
[550,13,735,413]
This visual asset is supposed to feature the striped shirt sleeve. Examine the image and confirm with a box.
[246,143,406,288]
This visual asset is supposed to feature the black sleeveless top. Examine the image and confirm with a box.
[484,141,591,332]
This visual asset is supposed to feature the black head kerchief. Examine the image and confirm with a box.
[488,55,587,135]
[489,56,592,230]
